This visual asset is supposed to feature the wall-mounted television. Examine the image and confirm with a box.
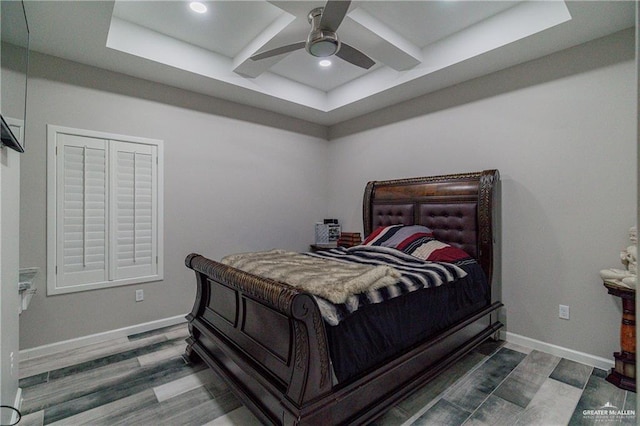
[1,0,29,153]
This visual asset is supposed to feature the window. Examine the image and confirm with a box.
[47,125,163,294]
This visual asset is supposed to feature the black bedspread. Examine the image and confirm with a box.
[325,261,489,382]
[306,246,470,325]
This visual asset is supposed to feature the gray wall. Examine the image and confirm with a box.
[0,42,22,420]
[0,148,20,423]
[18,52,329,349]
[327,29,636,361]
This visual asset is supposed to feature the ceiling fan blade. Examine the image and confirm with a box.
[336,43,375,69]
[320,0,351,32]
[250,42,306,61]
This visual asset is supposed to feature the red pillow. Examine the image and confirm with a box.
[363,225,433,249]
[363,225,471,262]
[404,237,471,262]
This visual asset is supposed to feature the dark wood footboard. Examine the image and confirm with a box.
[184,253,333,424]
[185,253,503,425]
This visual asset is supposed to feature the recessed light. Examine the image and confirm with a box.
[189,2,207,14]
[319,60,332,67]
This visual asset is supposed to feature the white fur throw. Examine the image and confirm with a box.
[221,249,401,304]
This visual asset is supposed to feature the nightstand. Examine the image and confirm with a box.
[603,280,636,392]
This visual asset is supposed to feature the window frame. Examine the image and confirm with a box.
[47,125,164,295]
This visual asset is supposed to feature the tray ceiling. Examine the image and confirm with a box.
[17,1,637,126]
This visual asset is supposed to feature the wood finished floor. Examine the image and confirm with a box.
[18,323,636,425]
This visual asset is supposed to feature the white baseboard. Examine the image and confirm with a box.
[18,318,615,374]
[506,332,614,371]
[20,314,187,361]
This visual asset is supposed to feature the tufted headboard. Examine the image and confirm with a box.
[363,170,500,283]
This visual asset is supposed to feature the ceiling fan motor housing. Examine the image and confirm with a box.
[307,30,340,57]
[306,7,341,57]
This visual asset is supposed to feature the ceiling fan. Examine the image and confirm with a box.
[250,0,375,69]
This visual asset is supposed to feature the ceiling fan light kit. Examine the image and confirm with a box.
[307,35,340,57]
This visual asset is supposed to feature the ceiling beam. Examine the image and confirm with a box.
[344,7,422,71]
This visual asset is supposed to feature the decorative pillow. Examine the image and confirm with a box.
[363,225,434,250]
[404,236,471,262]
[364,224,471,262]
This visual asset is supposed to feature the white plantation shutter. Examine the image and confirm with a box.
[48,126,163,295]
[110,141,157,280]
[56,134,108,288]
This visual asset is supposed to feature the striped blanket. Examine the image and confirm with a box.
[308,246,469,325]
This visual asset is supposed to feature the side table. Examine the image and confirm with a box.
[603,280,636,392]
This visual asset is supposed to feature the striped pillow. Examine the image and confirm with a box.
[364,225,471,262]
[405,237,471,262]
[363,225,434,250]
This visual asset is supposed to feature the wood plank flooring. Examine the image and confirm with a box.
[18,323,636,425]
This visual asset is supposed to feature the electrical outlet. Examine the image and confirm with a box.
[135,289,144,302]
[559,304,570,320]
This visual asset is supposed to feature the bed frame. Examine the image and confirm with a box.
[185,169,502,425]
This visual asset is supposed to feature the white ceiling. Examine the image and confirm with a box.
[17,1,636,126]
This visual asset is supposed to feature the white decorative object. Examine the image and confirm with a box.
[315,222,340,246]
[315,222,329,244]
[600,226,637,289]
[19,267,39,314]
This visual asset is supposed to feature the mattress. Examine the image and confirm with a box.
[325,261,489,382]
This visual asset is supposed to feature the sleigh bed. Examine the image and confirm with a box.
[185,169,502,425]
